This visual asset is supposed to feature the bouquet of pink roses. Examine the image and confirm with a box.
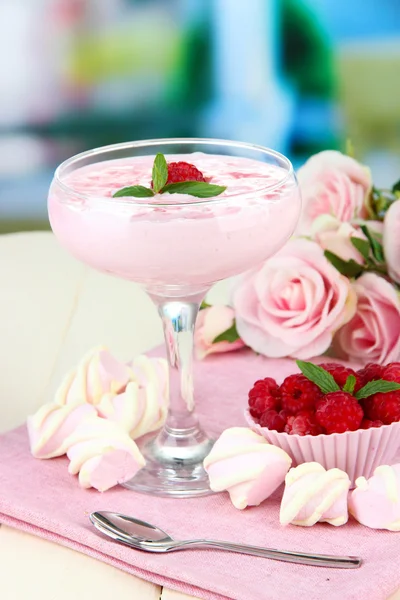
[195,150,400,365]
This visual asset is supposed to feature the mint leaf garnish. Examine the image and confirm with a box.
[343,374,356,394]
[324,250,364,278]
[355,380,400,400]
[296,360,340,394]
[113,185,154,198]
[152,153,168,193]
[113,153,227,199]
[350,237,370,260]
[213,320,240,344]
[161,181,226,198]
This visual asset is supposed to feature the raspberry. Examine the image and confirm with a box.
[280,374,322,415]
[259,409,287,432]
[363,391,400,424]
[382,363,400,384]
[361,419,384,429]
[285,410,323,436]
[357,363,384,387]
[315,391,363,434]
[318,363,361,391]
[248,378,281,419]
[166,162,206,184]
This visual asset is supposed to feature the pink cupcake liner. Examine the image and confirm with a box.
[245,409,400,486]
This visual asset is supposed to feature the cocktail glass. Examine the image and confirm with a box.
[48,138,301,497]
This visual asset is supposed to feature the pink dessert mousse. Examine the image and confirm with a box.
[48,153,300,289]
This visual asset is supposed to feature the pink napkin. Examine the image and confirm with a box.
[1,350,400,600]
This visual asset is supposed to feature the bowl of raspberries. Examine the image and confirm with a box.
[245,360,400,484]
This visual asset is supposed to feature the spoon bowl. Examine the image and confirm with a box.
[90,511,362,569]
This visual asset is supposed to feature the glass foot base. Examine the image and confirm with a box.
[123,425,215,498]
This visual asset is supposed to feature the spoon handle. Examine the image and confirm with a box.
[168,539,361,569]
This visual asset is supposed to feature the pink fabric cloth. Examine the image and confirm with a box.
[1,349,400,600]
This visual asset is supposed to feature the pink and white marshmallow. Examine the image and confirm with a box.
[27,401,97,459]
[129,355,169,404]
[203,427,292,509]
[280,462,351,527]
[55,346,131,406]
[97,379,167,440]
[66,417,145,492]
[349,464,400,531]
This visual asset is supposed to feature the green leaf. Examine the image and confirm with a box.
[360,225,385,263]
[345,138,355,158]
[113,185,154,198]
[392,179,400,194]
[324,250,364,278]
[152,153,168,194]
[350,237,370,260]
[296,361,340,394]
[343,374,356,394]
[355,380,400,400]
[212,320,240,344]
[200,300,211,310]
[371,187,396,220]
[161,181,227,198]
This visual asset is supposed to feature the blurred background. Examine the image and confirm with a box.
[1,0,399,233]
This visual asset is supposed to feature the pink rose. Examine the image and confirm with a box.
[297,151,371,235]
[194,305,245,359]
[231,239,356,359]
[384,200,400,284]
[334,273,400,364]
[312,215,367,264]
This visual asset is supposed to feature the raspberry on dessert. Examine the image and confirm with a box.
[285,410,323,436]
[259,409,287,432]
[166,162,206,184]
[382,362,400,384]
[248,378,281,419]
[318,363,361,391]
[315,391,363,434]
[361,419,384,429]
[363,391,400,425]
[357,363,384,387]
[280,374,322,415]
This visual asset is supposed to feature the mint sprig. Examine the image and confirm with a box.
[152,153,168,193]
[297,360,400,399]
[296,360,340,394]
[161,181,226,198]
[343,374,356,394]
[113,185,155,198]
[112,153,227,199]
[355,380,400,400]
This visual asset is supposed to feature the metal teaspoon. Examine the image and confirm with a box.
[89,511,362,569]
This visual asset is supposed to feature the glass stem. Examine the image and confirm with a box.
[157,299,200,430]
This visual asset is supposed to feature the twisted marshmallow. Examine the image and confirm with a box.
[97,354,168,439]
[55,346,131,406]
[66,417,145,492]
[349,464,400,531]
[129,355,169,402]
[203,427,292,509]
[27,401,97,459]
[97,383,165,441]
[280,462,350,527]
